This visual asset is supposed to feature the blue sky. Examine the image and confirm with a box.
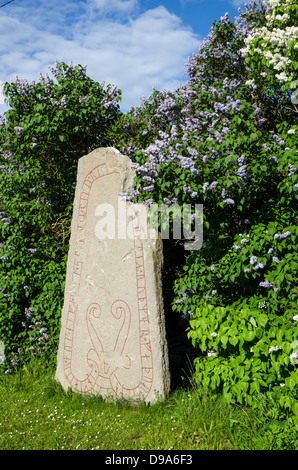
[0,0,249,112]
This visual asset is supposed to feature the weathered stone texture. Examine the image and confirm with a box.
[55,148,170,403]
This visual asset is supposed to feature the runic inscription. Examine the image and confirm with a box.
[55,148,170,403]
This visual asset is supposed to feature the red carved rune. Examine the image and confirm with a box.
[62,163,153,400]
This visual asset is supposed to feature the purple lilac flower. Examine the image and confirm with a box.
[267,248,274,255]
[253,262,264,270]
[273,134,285,147]
[163,197,171,205]
[274,231,291,240]
[176,292,188,304]
[262,143,271,152]
[250,256,257,265]
[237,155,245,166]
[60,95,67,108]
[272,257,280,263]
[202,183,209,193]
[269,157,278,164]
[259,281,274,288]
[25,308,32,320]
[258,118,267,126]
[143,185,154,192]
[224,198,235,205]
[0,355,6,364]
[210,181,218,190]
[288,163,296,176]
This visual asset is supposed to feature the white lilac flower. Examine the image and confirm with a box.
[207,350,217,357]
[289,351,298,363]
[269,345,282,352]
[210,332,218,337]
[293,315,298,321]
[250,256,258,265]
[272,256,280,263]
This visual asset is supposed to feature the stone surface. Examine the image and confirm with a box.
[55,147,170,403]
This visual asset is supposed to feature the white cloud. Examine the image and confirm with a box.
[230,0,246,7]
[0,0,201,112]
[88,0,138,14]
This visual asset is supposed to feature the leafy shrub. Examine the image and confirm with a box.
[121,0,298,423]
[0,62,122,370]
[187,304,298,414]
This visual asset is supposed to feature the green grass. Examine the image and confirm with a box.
[0,362,296,450]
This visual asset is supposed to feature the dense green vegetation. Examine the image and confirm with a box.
[0,0,297,449]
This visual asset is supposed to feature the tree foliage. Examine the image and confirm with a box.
[0,61,122,368]
[120,0,298,417]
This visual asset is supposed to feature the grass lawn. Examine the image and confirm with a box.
[0,362,296,451]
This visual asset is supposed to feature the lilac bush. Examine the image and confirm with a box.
[120,0,298,412]
[0,62,122,370]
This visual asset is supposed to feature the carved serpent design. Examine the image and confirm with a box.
[62,163,153,400]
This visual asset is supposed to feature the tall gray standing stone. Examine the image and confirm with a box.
[55,148,170,403]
